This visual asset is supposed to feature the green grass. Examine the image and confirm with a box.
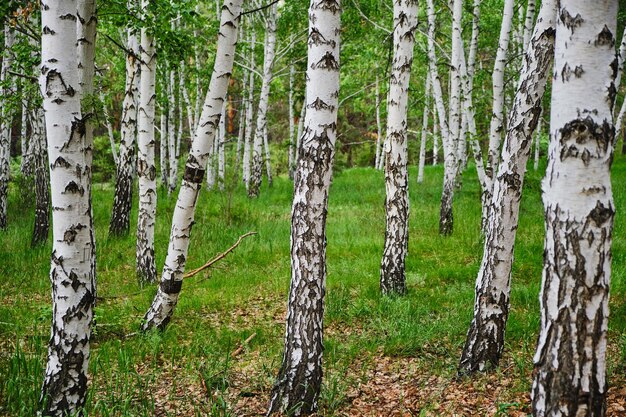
[1,158,625,416]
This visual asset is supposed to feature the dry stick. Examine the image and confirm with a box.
[184,231,258,278]
[97,231,258,301]
[231,333,257,358]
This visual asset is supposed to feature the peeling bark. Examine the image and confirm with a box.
[531,2,617,415]
[267,0,341,413]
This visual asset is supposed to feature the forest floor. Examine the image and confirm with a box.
[2,159,626,416]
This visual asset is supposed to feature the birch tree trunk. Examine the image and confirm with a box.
[458,0,557,375]
[263,124,272,186]
[449,0,463,182]
[267,0,341,413]
[109,26,140,237]
[533,115,542,170]
[242,28,255,188]
[218,99,226,190]
[522,0,536,52]
[136,0,158,283]
[426,0,453,235]
[379,0,418,296]
[418,73,430,184]
[20,99,29,174]
[486,0,515,181]
[248,5,277,198]
[30,107,50,247]
[39,1,95,413]
[0,26,15,230]
[288,59,296,180]
[142,0,242,331]
[531,2,617,415]
[168,67,178,194]
[432,99,438,165]
[160,106,169,189]
[374,72,383,170]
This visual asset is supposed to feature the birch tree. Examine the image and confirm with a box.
[267,0,341,412]
[242,28,256,188]
[248,4,278,198]
[142,0,243,331]
[417,72,430,184]
[0,26,15,230]
[531,1,617,414]
[39,0,96,413]
[136,0,158,282]
[109,25,140,237]
[30,107,50,247]
[458,0,557,375]
[486,0,515,180]
[379,0,418,296]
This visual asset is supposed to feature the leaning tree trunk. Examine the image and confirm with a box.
[30,107,50,247]
[142,0,243,331]
[531,1,617,415]
[110,26,140,237]
[39,0,96,414]
[136,0,158,283]
[522,0,536,52]
[458,0,557,375]
[0,26,15,230]
[379,0,418,296]
[248,5,277,198]
[266,0,341,413]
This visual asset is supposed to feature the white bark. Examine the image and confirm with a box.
[142,0,243,331]
[20,99,29,174]
[379,0,418,295]
[432,99,438,165]
[39,1,95,413]
[136,0,157,282]
[522,0,536,52]
[218,98,226,190]
[449,0,463,178]
[248,4,277,198]
[288,58,296,179]
[531,2,617,415]
[242,28,255,188]
[374,72,383,170]
[458,0,557,375]
[0,26,15,230]
[267,0,341,413]
[168,67,178,193]
[263,124,272,186]
[160,105,169,188]
[533,115,542,171]
[418,73,430,184]
[426,0,454,235]
[101,93,118,166]
[486,0,515,181]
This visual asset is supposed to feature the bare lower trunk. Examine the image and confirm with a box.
[417,72,430,184]
[458,0,557,375]
[142,0,243,331]
[242,27,255,188]
[110,26,139,237]
[379,0,418,296]
[267,0,341,413]
[39,1,95,413]
[31,108,50,247]
[374,72,383,170]
[531,2,616,415]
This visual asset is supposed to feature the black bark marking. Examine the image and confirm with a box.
[559,9,583,32]
[589,201,613,227]
[63,181,84,196]
[312,51,339,70]
[160,279,183,294]
[183,166,205,183]
[595,25,614,47]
